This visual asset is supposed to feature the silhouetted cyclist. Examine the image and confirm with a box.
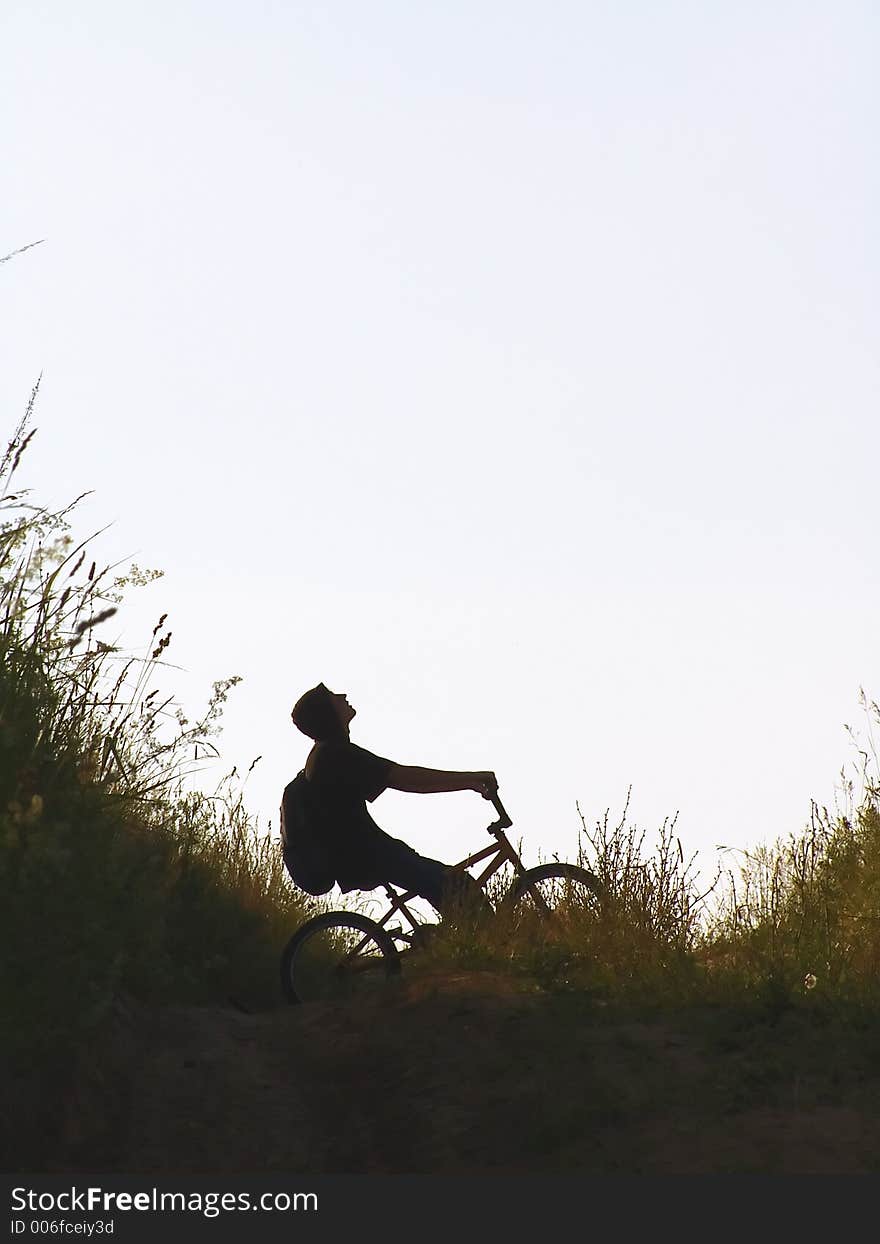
[290,682,495,919]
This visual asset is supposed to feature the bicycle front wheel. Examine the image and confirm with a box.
[280,911,401,1005]
[506,864,602,933]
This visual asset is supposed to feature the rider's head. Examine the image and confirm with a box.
[291,683,355,742]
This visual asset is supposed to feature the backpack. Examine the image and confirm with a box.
[280,772,335,896]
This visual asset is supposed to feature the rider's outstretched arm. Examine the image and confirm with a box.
[386,765,497,798]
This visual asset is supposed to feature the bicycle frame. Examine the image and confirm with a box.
[365,793,532,946]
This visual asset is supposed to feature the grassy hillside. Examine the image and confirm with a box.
[0,405,310,1076]
[3,404,879,1172]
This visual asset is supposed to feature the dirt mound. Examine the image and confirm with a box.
[41,971,880,1174]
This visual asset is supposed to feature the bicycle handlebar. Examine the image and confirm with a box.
[486,790,512,832]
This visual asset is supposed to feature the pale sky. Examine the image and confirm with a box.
[3,1,878,887]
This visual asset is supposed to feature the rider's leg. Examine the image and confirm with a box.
[438,868,493,923]
[372,835,492,921]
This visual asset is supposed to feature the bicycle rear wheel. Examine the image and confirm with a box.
[505,864,602,933]
[280,911,401,1004]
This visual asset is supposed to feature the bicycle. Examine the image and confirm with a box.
[280,792,602,1004]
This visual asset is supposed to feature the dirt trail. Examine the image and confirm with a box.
[50,972,880,1174]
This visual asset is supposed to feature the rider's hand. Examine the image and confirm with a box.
[471,771,498,799]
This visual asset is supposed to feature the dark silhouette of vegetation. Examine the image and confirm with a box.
[0,406,309,1071]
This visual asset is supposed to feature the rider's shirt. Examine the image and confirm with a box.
[304,739,394,889]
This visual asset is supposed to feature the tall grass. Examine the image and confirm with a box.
[706,702,880,1006]
[411,717,880,1011]
[410,791,718,1002]
[0,405,308,1063]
